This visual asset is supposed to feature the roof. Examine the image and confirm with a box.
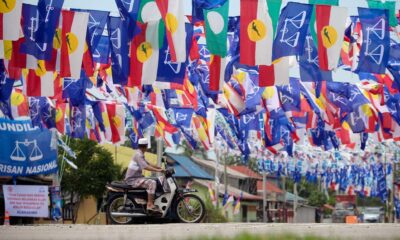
[194,179,262,201]
[285,192,307,204]
[166,153,214,180]
[191,156,248,179]
[228,165,262,180]
[256,181,284,194]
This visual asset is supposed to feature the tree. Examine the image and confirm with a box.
[58,137,122,223]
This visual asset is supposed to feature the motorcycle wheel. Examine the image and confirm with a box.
[175,194,205,223]
[107,195,139,224]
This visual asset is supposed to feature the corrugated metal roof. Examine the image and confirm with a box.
[191,156,249,179]
[229,165,263,180]
[167,153,214,180]
[194,179,262,201]
[256,180,284,194]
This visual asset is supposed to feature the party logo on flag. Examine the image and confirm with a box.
[316,5,347,70]
[240,0,274,66]
[357,7,390,74]
[204,0,229,57]
[272,2,312,60]
[20,4,53,60]
[0,0,23,40]
[109,16,130,85]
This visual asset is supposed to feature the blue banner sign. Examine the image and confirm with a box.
[0,119,58,176]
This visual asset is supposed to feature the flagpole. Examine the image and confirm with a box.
[215,141,220,209]
[262,150,267,223]
[263,170,267,223]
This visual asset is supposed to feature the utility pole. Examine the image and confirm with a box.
[215,142,220,208]
[224,145,228,196]
[293,182,298,223]
[156,138,163,166]
[115,145,117,163]
[263,170,267,223]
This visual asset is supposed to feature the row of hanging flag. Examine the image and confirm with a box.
[0,0,400,164]
[207,182,242,214]
[256,147,398,201]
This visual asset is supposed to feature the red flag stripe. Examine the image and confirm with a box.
[26,70,41,96]
[316,5,332,71]
[209,55,221,91]
[128,23,146,87]
[0,13,3,39]
[259,65,275,87]
[239,0,257,66]
[60,10,74,78]
[106,103,121,143]
[156,0,177,62]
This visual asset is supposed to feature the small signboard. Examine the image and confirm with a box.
[3,185,49,218]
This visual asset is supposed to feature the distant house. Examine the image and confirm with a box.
[191,156,269,222]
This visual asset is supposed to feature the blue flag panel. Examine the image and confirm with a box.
[0,119,57,176]
[272,2,312,60]
[357,8,390,74]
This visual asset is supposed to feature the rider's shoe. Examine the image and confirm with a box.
[147,205,162,214]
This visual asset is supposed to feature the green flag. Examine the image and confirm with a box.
[309,0,339,47]
[267,0,283,37]
[138,0,158,23]
[367,0,397,27]
[204,1,229,57]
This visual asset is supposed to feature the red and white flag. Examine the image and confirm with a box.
[240,0,273,66]
[209,55,226,92]
[129,21,161,87]
[0,0,23,40]
[259,57,289,87]
[10,89,29,119]
[24,69,55,97]
[316,5,348,71]
[60,10,89,79]
[106,103,125,144]
[156,0,186,63]
[55,102,67,134]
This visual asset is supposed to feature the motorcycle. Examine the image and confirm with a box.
[104,166,206,224]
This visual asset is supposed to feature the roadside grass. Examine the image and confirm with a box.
[185,232,342,240]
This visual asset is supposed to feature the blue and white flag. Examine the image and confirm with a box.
[29,97,56,129]
[73,9,109,55]
[128,128,139,149]
[299,33,332,82]
[272,2,312,60]
[357,8,390,74]
[0,61,14,101]
[173,108,194,129]
[156,24,193,86]
[62,71,88,106]
[69,104,86,139]
[115,0,141,40]
[109,16,130,85]
[20,4,53,60]
[0,119,57,176]
[36,0,64,43]
[387,44,400,88]
[92,35,110,64]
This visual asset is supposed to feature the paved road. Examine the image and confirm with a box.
[1,223,400,240]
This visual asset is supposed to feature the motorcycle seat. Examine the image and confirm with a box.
[110,181,146,191]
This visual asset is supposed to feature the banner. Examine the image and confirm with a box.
[3,185,49,217]
[0,119,58,176]
[50,186,63,222]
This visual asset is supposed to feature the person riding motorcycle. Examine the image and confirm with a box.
[124,138,164,214]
